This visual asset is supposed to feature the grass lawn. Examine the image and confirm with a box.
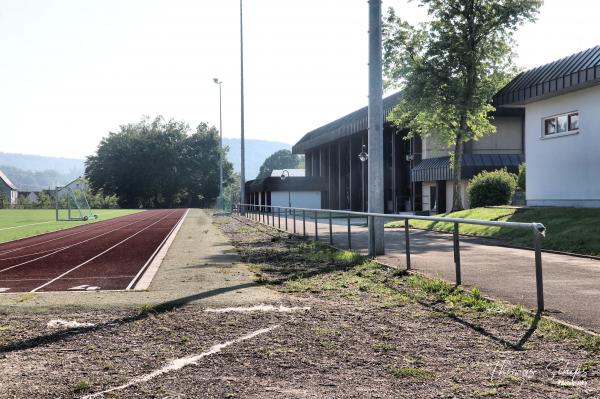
[385,206,600,257]
[0,209,143,243]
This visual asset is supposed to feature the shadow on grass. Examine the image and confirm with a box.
[419,298,541,351]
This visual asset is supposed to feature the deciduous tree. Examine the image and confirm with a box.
[85,117,232,208]
[383,0,541,210]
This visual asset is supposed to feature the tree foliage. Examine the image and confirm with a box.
[383,0,541,210]
[467,168,517,207]
[85,117,233,208]
[256,149,302,180]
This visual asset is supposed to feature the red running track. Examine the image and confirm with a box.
[0,209,187,293]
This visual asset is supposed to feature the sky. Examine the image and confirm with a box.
[0,0,598,159]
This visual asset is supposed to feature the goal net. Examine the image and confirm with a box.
[55,178,96,221]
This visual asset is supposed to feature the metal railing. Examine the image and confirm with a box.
[234,203,547,311]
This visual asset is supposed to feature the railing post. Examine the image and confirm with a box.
[302,210,306,237]
[368,215,375,256]
[314,211,318,240]
[404,218,411,270]
[347,213,352,249]
[278,207,281,229]
[453,222,461,286]
[329,212,333,245]
[285,208,288,231]
[534,229,545,312]
[293,209,296,234]
[272,207,275,227]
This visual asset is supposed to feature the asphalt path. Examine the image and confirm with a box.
[250,210,600,333]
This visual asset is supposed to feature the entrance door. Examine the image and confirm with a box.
[436,180,447,213]
[429,186,437,213]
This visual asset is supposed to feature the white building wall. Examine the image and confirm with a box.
[525,85,600,207]
[271,191,321,209]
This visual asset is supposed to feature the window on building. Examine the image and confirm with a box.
[543,111,579,137]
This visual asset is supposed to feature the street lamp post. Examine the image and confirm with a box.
[358,145,368,212]
[280,169,291,207]
[213,78,224,210]
[239,0,246,215]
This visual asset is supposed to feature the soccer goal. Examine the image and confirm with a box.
[55,178,97,221]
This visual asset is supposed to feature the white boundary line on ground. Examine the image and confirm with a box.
[127,208,189,290]
[30,210,178,292]
[82,325,280,399]
[0,221,52,231]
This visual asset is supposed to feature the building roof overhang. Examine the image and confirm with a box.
[292,91,403,154]
[245,176,327,193]
[411,154,524,183]
[494,46,600,107]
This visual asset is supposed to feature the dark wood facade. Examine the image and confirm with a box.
[302,124,415,213]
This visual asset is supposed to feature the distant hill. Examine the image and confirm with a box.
[0,138,293,189]
[0,165,80,191]
[222,138,292,180]
[0,152,85,176]
[0,152,85,191]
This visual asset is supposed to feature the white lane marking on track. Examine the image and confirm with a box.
[0,221,52,231]
[67,285,100,291]
[0,211,162,274]
[82,325,280,399]
[47,319,95,329]
[0,246,71,261]
[0,213,144,256]
[204,305,311,313]
[126,209,189,290]
[30,210,178,292]
[0,288,10,292]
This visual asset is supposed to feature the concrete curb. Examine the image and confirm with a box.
[130,209,189,290]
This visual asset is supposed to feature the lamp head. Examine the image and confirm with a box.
[213,78,220,84]
[280,169,290,181]
[358,145,368,162]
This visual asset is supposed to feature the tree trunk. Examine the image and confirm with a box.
[451,134,465,211]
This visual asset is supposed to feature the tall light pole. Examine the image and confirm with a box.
[239,0,246,214]
[280,169,291,207]
[213,78,224,210]
[368,0,384,255]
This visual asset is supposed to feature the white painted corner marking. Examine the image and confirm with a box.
[82,325,280,399]
[0,288,10,292]
[68,285,101,291]
[47,319,95,329]
[204,304,310,313]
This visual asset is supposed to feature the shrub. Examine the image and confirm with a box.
[517,163,526,190]
[467,168,517,207]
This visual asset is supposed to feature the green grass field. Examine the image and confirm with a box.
[385,206,600,256]
[0,209,143,243]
